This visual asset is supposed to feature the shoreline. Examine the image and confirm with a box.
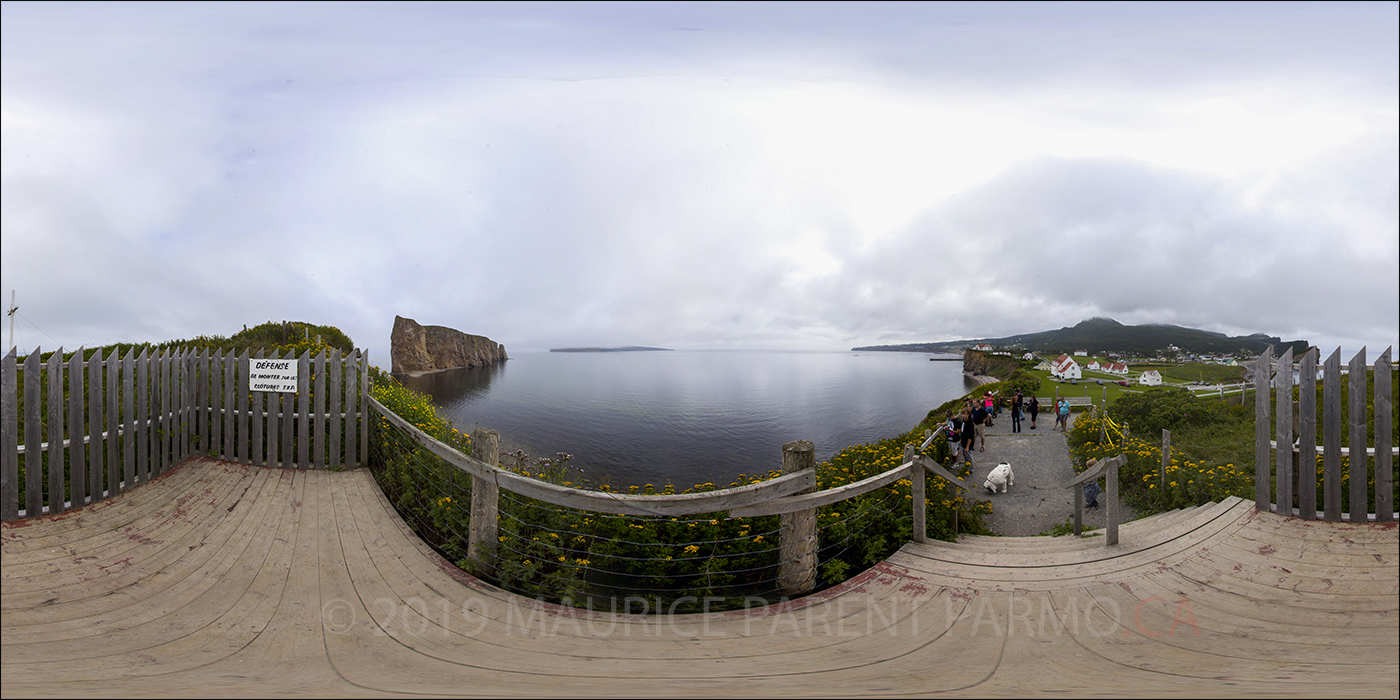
[964,372,1000,386]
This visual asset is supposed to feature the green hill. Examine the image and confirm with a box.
[854,318,1309,357]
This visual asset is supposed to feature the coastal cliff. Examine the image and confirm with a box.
[963,349,1021,381]
[390,315,508,375]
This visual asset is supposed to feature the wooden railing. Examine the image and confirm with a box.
[1,346,370,520]
[1254,346,1395,522]
[371,398,972,596]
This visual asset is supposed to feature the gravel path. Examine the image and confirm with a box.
[950,406,1137,536]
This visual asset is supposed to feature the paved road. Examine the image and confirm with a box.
[952,408,1137,536]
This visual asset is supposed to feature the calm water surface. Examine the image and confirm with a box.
[401,350,972,488]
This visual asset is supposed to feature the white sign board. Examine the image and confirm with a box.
[249,358,298,393]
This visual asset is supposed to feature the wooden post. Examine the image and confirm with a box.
[467,428,500,576]
[1073,481,1083,536]
[1298,349,1317,519]
[87,347,104,502]
[1348,349,1367,523]
[1254,347,1272,510]
[1106,458,1119,546]
[1161,429,1170,491]
[1323,349,1342,521]
[907,444,925,544]
[1375,347,1393,522]
[778,439,817,597]
[1,348,17,521]
[46,351,64,515]
[1275,348,1294,515]
[24,351,41,516]
[68,349,85,506]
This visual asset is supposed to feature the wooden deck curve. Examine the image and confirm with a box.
[3,457,1396,698]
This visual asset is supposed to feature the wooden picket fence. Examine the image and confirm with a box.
[0,346,370,521]
[1255,345,1395,522]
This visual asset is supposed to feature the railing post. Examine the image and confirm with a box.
[778,439,817,597]
[907,444,925,544]
[1106,458,1119,546]
[1254,347,1272,511]
[1161,429,1170,491]
[467,428,500,577]
[1073,478,1083,536]
[1348,349,1367,524]
[1376,348,1393,522]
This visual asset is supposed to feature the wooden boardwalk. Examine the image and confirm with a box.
[3,457,1396,698]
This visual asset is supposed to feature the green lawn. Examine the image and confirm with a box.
[1021,358,1246,407]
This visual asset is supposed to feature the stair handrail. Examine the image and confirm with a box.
[1063,453,1128,545]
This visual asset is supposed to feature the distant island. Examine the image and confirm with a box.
[550,346,673,353]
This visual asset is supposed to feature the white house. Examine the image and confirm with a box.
[1051,354,1082,380]
[1139,369,1163,386]
[973,344,994,352]
[1022,352,1035,361]
[1035,359,1054,372]
[1086,360,1102,371]
[1073,349,1089,357]
[1105,361,1128,375]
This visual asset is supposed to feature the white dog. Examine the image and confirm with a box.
[984,462,1014,494]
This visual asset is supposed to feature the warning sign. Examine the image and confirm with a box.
[249,358,298,393]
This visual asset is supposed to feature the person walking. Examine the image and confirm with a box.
[1010,390,1023,433]
[1056,397,1071,433]
[1027,395,1040,429]
[945,411,964,465]
[972,403,989,451]
[960,408,977,463]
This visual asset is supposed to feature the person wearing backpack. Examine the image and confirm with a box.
[945,411,965,464]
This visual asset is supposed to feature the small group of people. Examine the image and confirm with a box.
[945,389,1075,463]
[945,400,992,465]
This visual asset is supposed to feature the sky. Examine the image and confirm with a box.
[3,1,1397,363]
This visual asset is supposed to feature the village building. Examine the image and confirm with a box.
[1051,354,1082,380]
[1139,369,1163,386]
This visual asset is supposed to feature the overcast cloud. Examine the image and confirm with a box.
[3,1,1396,362]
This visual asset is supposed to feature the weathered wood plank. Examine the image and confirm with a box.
[1323,348,1342,521]
[46,351,64,514]
[136,348,149,487]
[67,350,85,507]
[86,346,104,503]
[1275,347,1293,514]
[265,350,280,469]
[359,350,369,469]
[1376,347,1394,522]
[1,348,16,521]
[250,350,263,468]
[730,461,910,518]
[297,349,310,469]
[313,349,325,470]
[1348,348,1368,522]
[25,350,42,516]
[1253,346,1271,510]
[107,348,120,487]
[328,348,341,470]
[121,349,135,490]
[280,350,294,468]
[1298,347,1317,519]
[343,351,357,469]
[222,348,235,462]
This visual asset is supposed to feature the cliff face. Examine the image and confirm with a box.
[963,350,1021,381]
[390,316,508,375]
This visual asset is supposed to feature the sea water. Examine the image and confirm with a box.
[400,349,973,489]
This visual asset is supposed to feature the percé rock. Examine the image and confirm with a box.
[390,315,508,375]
